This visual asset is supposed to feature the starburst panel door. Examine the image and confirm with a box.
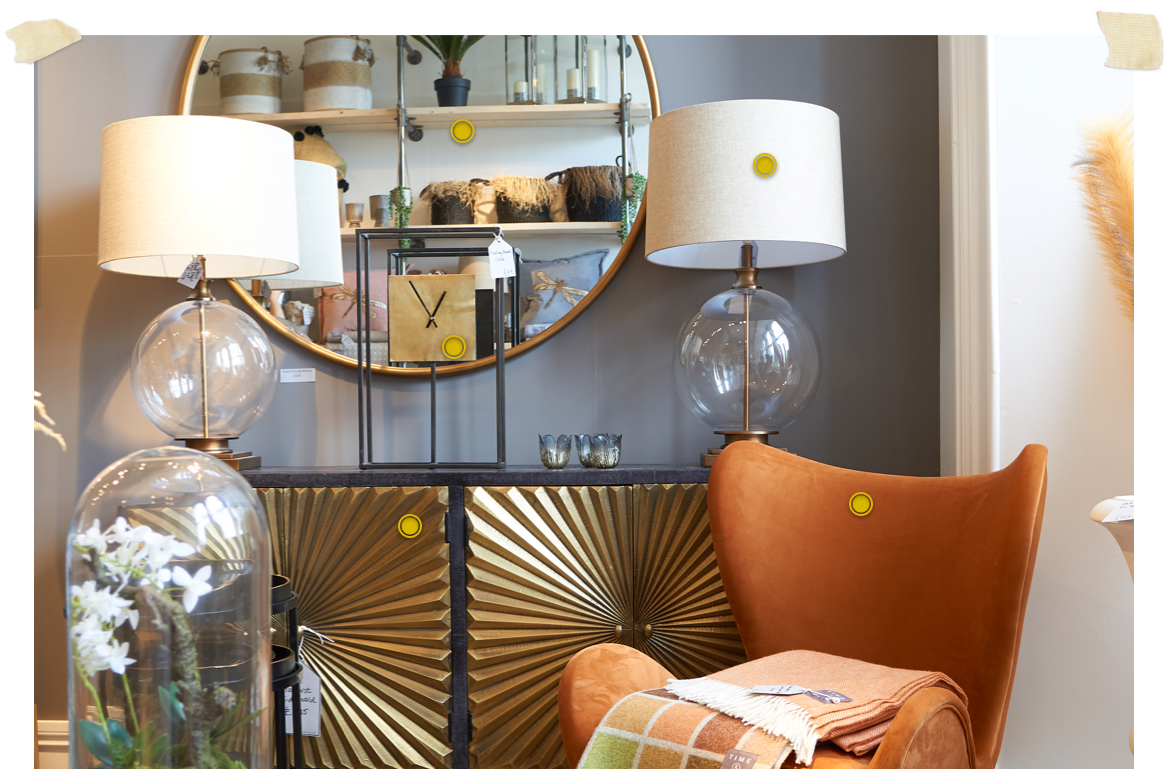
[465,484,744,769]
[259,486,453,769]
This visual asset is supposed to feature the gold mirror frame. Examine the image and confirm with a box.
[178,35,658,377]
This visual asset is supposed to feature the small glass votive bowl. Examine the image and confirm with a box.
[370,194,392,227]
[539,434,572,469]
[576,434,622,469]
[345,202,364,228]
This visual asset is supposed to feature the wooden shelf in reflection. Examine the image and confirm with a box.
[340,221,622,242]
[224,102,651,133]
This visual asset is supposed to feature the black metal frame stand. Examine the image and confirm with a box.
[355,226,513,469]
[272,575,303,769]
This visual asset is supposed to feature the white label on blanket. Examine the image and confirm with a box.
[284,662,322,737]
[1102,496,1134,522]
[177,257,204,288]
[751,685,809,696]
[813,689,852,703]
[488,236,516,280]
[804,689,852,704]
[720,748,759,769]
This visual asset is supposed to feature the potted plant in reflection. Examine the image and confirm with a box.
[411,35,485,107]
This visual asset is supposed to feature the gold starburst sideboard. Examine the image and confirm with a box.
[243,467,742,769]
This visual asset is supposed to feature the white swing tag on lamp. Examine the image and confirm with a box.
[488,234,516,280]
[177,257,204,289]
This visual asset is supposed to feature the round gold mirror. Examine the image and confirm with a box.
[179,35,657,377]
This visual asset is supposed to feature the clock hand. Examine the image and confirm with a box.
[409,280,434,319]
[427,290,448,328]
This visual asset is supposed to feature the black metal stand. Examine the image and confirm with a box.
[355,226,512,469]
[272,575,303,769]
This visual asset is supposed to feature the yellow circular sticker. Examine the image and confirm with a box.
[753,153,777,177]
[451,119,475,144]
[398,514,422,538]
[442,335,467,359]
[849,492,873,517]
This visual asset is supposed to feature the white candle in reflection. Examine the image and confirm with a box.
[586,48,600,88]
[514,80,529,100]
[536,63,548,100]
[567,68,581,91]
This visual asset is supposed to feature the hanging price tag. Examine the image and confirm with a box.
[177,257,204,289]
[488,234,516,281]
[284,662,322,737]
[1102,497,1134,522]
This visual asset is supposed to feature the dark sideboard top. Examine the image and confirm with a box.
[240,464,711,488]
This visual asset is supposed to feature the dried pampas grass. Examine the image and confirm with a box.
[491,175,554,211]
[1073,111,1134,321]
[34,390,66,450]
[564,166,623,205]
[420,180,476,205]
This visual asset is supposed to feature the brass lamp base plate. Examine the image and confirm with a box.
[221,452,262,471]
[183,438,262,470]
[702,432,786,467]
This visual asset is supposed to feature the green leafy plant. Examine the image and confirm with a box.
[391,186,413,248]
[410,36,485,78]
[621,172,647,243]
[80,681,261,769]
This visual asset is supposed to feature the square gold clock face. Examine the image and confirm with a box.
[388,274,478,363]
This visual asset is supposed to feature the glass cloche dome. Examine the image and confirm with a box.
[66,446,271,769]
[131,295,277,440]
[676,285,821,435]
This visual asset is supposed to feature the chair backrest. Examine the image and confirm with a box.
[708,442,1047,769]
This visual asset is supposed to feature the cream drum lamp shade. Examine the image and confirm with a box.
[645,99,846,269]
[98,115,300,278]
[248,160,343,289]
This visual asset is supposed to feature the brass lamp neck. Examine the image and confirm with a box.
[186,255,216,301]
[732,242,761,289]
[188,278,216,301]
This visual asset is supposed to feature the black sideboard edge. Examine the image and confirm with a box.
[240,464,711,488]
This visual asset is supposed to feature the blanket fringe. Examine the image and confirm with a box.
[665,678,820,765]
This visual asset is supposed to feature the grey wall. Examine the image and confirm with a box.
[35,35,939,717]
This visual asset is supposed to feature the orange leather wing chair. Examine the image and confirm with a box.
[558,442,1048,769]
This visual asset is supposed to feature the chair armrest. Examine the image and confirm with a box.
[557,644,675,768]
[867,687,976,769]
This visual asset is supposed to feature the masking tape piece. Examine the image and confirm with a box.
[1097,12,1162,69]
[6,19,81,63]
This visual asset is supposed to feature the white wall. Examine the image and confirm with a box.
[992,36,1134,768]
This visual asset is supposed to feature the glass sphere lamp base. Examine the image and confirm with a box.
[131,276,277,472]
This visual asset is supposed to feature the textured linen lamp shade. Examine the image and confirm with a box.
[645,99,846,268]
[98,114,299,278]
[249,160,343,289]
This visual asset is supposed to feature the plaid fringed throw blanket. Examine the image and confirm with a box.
[578,688,795,769]
[578,650,967,768]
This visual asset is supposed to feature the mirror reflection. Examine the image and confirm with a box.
[183,35,655,375]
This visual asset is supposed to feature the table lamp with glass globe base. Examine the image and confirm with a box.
[646,100,846,465]
[98,115,302,469]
